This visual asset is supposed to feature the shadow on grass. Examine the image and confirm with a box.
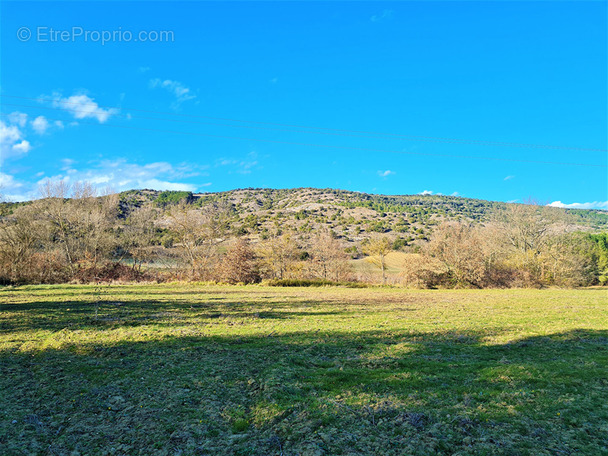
[1,324,607,456]
[0,298,351,333]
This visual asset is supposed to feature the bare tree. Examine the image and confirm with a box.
[0,204,46,282]
[496,199,565,254]
[310,229,350,281]
[257,234,300,279]
[362,235,392,284]
[121,203,158,270]
[37,180,117,271]
[493,199,569,286]
[39,179,77,271]
[424,222,487,288]
[540,232,595,286]
[167,202,228,278]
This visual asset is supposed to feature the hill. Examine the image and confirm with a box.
[4,187,606,247]
[1,186,607,286]
[115,188,608,244]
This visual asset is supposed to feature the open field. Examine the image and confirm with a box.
[353,251,410,280]
[1,284,607,455]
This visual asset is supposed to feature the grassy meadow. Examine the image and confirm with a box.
[1,284,607,455]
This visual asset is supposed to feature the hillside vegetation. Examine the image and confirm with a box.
[1,185,607,287]
[116,188,608,241]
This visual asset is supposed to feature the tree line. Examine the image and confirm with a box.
[0,181,606,287]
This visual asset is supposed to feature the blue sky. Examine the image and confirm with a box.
[1,1,606,208]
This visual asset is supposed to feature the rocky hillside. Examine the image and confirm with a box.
[115,188,608,246]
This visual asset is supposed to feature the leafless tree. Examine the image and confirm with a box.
[121,203,158,270]
[38,180,118,272]
[424,222,487,287]
[310,229,351,281]
[167,202,229,278]
[0,204,46,281]
[257,234,300,279]
[362,235,393,284]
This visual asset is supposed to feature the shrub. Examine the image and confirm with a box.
[218,239,260,284]
[265,278,367,288]
[73,262,156,283]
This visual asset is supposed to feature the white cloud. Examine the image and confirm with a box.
[12,140,31,154]
[548,200,608,210]
[419,190,434,196]
[31,116,50,134]
[8,112,28,127]
[0,172,29,202]
[1,120,31,161]
[504,175,515,181]
[149,78,196,108]
[0,172,20,189]
[41,159,201,193]
[371,9,393,22]
[377,170,395,178]
[140,179,198,192]
[49,92,118,123]
[1,121,22,144]
[451,191,460,197]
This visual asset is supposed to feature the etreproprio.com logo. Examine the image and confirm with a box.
[17,26,174,45]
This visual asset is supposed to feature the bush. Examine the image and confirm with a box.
[265,278,367,288]
[155,191,194,207]
[73,262,156,283]
[218,239,260,284]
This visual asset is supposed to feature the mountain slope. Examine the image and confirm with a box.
[117,188,608,245]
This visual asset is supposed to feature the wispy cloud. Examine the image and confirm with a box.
[548,200,608,210]
[48,92,118,123]
[149,78,196,108]
[419,190,434,196]
[8,111,27,127]
[377,170,395,178]
[504,175,515,181]
[39,159,203,193]
[216,152,259,175]
[371,9,393,22]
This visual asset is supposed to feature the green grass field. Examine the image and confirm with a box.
[1,284,607,455]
